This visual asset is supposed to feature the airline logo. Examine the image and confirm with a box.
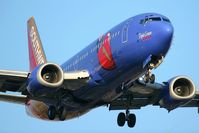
[138,31,152,41]
[29,26,45,65]
[97,33,116,70]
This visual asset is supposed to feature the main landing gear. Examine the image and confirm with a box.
[48,106,66,121]
[117,109,136,128]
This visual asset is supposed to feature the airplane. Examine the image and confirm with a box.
[0,13,198,128]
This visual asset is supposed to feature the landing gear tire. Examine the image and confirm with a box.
[117,111,136,128]
[127,114,136,128]
[48,106,56,120]
[58,106,66,121]
[117,112,126,127]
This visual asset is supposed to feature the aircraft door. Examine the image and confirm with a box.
[122,22,129,43]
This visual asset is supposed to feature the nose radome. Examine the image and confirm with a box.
[154,23,174,57]
[163,23,174,41]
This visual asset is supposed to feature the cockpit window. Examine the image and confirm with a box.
[140,17,161,24]
[162,18,170,23]
[149,17,162,21]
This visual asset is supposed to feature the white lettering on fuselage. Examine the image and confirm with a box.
[138,31,152,41]
[30,26,45,64]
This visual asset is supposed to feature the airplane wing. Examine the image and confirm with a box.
[0,70,29,104]
[109,79,199,111]
[0,69,90,104]
[109,80,163,110]
[0,70,29,92]
[0,93,27,105]
[0,69,90,92]
[63,70,90,90]
[180,92,199,108]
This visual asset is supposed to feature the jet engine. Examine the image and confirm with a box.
[27,63,64,97]
[159,76,196,111]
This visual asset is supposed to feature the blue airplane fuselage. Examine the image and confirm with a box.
[60,13,173,102]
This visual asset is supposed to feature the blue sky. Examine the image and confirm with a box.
[0,0,199,132]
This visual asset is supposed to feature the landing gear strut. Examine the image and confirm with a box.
[117,109,136,128]
[143,65,155,84]
[143,55,164,84]
[47,106,66,121]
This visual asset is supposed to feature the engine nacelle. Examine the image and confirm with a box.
[27,63,64,97]
[159,76,196,111]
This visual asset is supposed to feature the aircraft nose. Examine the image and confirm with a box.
[158,23,174,56]
[164,23,173,39]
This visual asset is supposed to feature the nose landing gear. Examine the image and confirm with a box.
[143,55,164,84]
[117,109,136,128]
[143,65,155,84]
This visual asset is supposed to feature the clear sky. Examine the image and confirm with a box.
[0,0,199,133]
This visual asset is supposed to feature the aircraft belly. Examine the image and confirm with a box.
[25,99,91,121]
